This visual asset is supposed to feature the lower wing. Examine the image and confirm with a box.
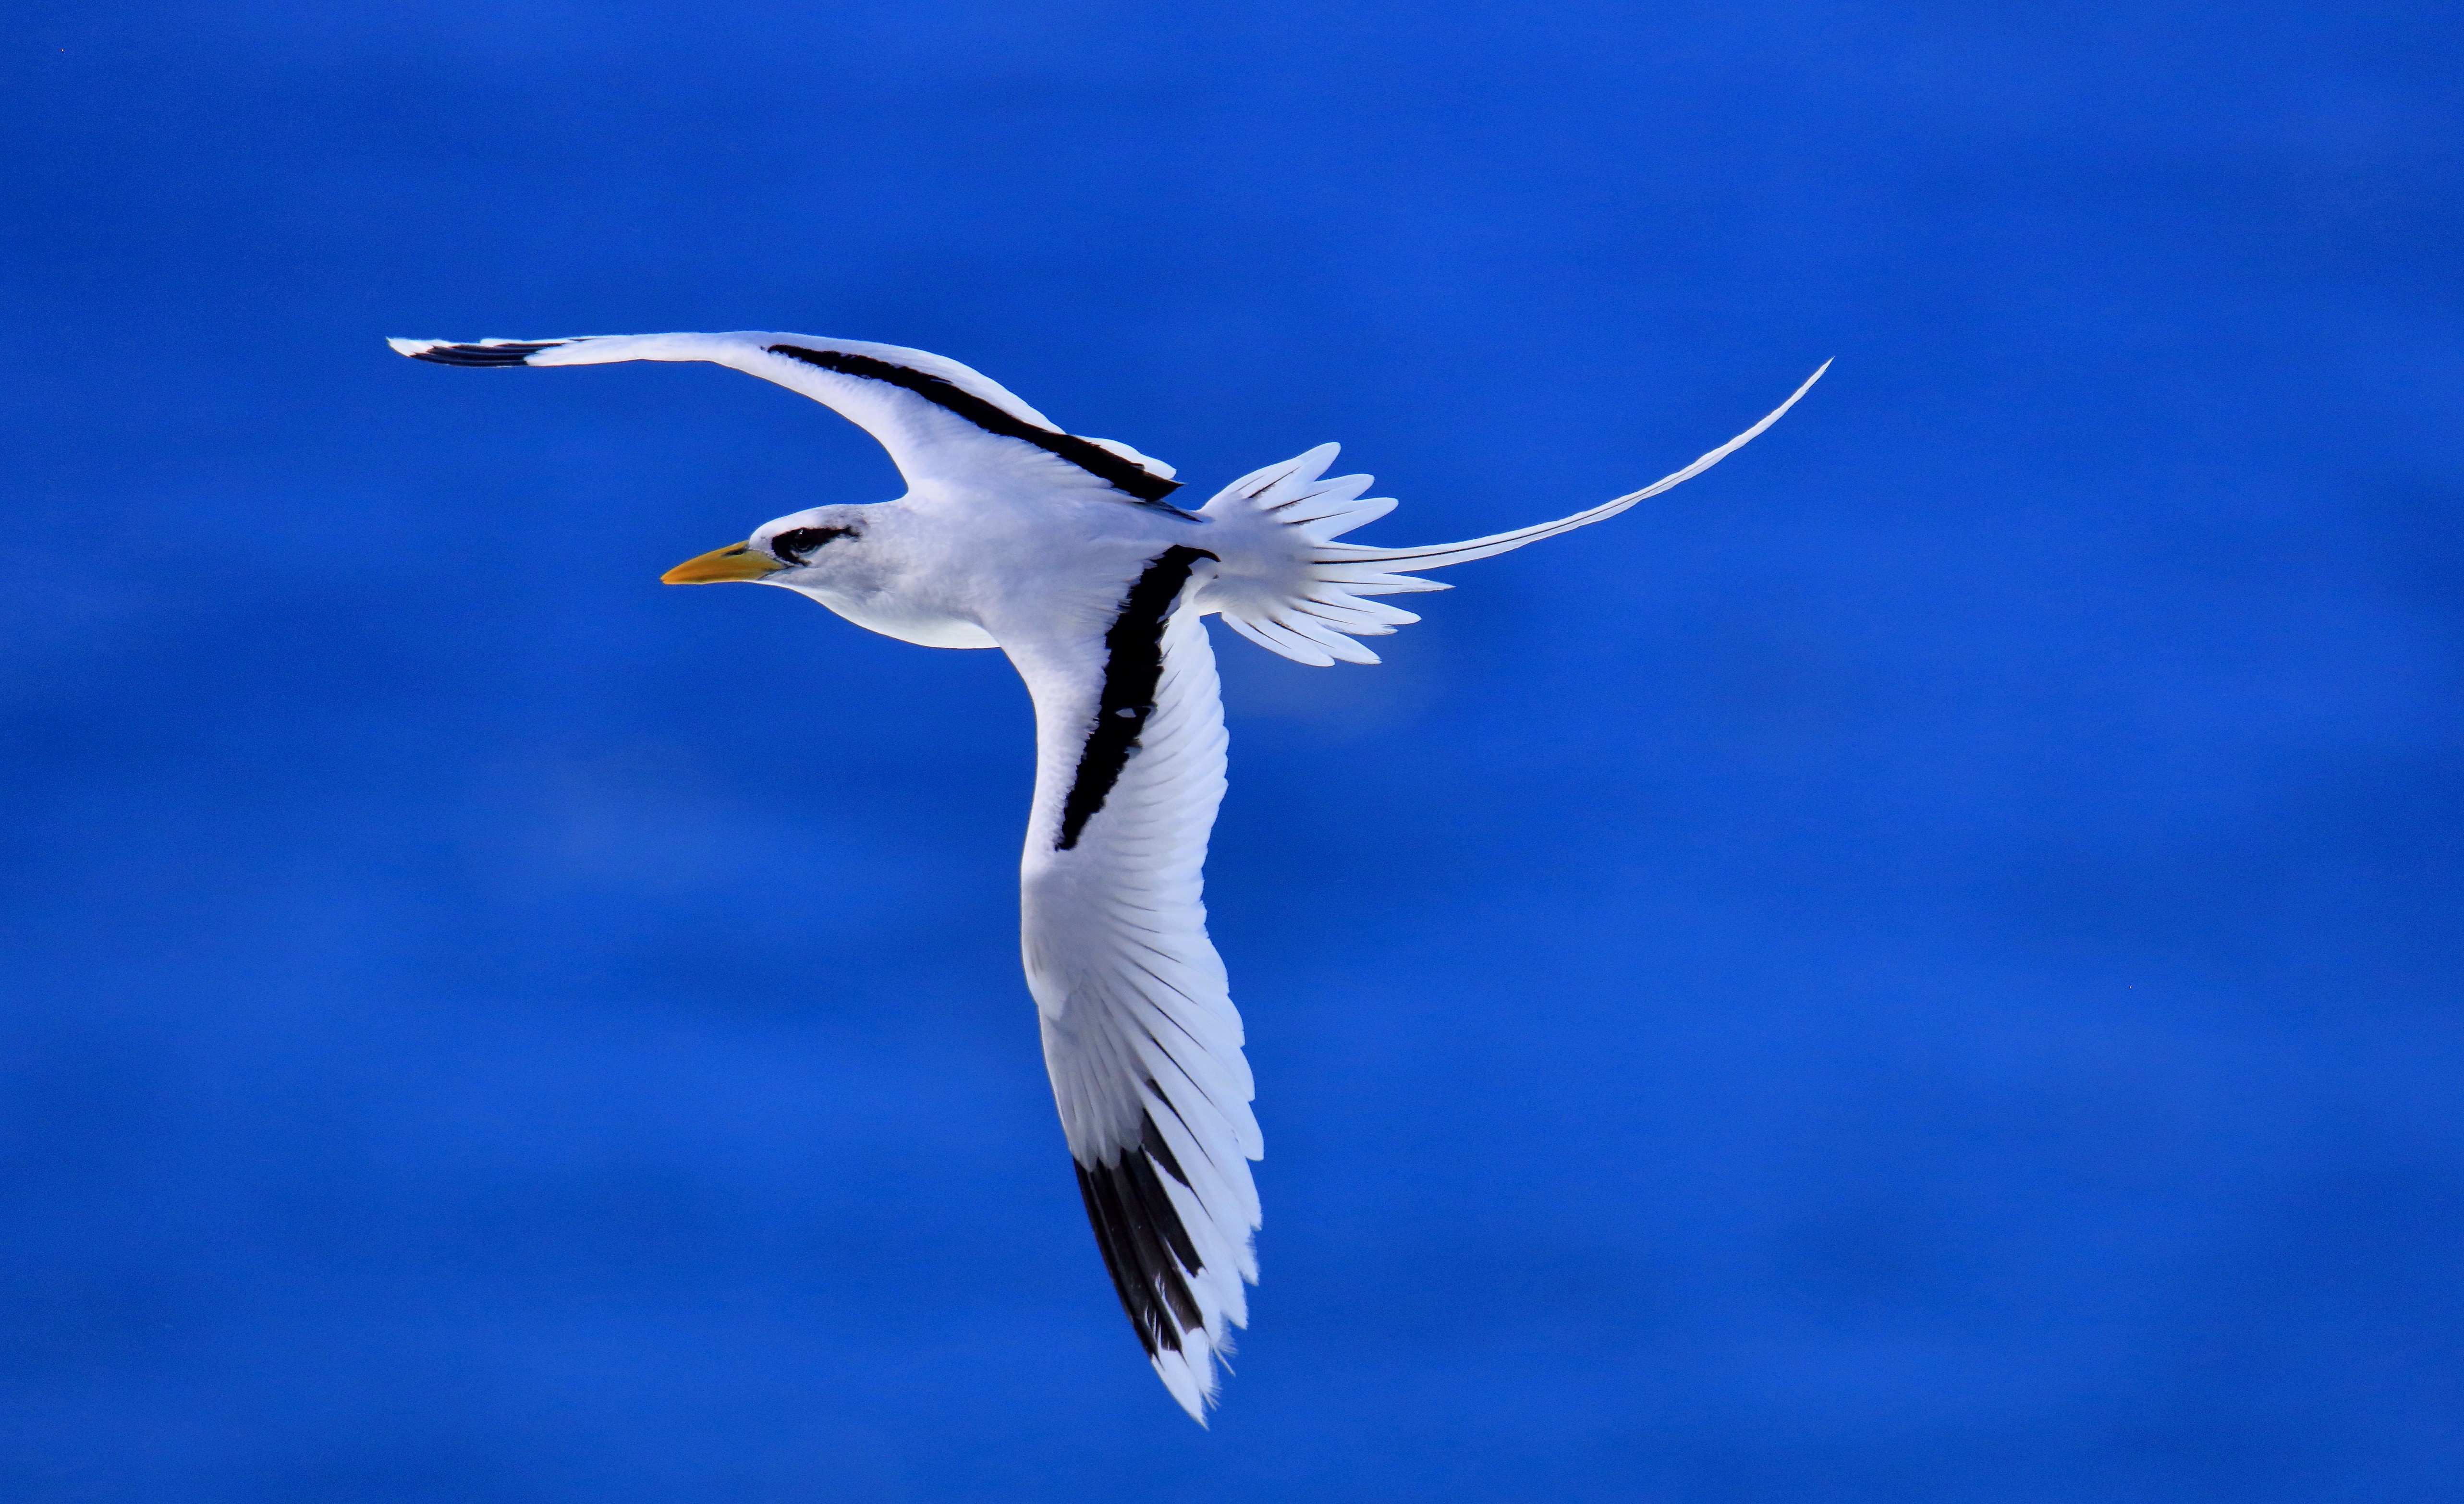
[1004,547,1261,1422]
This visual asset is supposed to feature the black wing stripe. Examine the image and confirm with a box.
[1075,1113,1208,1359]
[1144,1080,1220,1176]
[407,341,566,366]
[1140,1104,1194,1189]
[765,343,1182,504]
[1055,545,1217,851]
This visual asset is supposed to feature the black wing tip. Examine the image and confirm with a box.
[389,339,564,367]
[1076,1120,1208,1360]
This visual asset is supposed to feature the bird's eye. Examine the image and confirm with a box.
[767,525,859,563]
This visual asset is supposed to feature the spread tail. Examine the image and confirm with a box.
[1192,361,1830,666]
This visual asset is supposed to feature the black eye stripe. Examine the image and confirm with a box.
[767,525,859,562]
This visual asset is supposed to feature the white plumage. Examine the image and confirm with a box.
[389,329,1825,1419]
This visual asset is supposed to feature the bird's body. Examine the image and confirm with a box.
[390,329,1824,1419]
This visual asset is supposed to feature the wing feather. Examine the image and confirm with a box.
[387,331,1181,505]
[1008,574,1260,1421]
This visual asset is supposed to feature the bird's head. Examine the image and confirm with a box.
[660,505,873,592]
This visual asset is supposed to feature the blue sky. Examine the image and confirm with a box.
[4,2,2460,1499]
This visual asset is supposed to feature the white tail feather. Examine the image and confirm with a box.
[1193,363,1828,666]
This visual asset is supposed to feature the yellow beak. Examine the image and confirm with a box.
[661,541,785,584]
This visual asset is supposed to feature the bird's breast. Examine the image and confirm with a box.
[776,580,1001,649]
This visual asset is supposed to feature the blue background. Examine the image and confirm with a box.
[5,2,2460,1499]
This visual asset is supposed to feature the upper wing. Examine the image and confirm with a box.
[1002,546,1261,1422]
[386,331,1182,506]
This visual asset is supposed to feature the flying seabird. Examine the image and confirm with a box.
[388,330,1825,1420]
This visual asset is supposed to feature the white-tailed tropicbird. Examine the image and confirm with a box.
[388,330,1825,1420]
